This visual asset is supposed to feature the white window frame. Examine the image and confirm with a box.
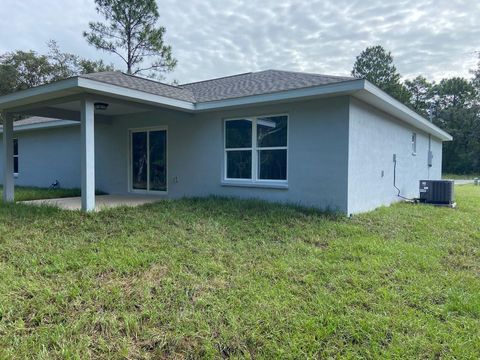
[128,126,168,194]
[411,132,417,156]
[223,114,289,187]
[13,138,19,177]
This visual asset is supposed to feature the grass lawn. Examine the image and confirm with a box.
[0,187,479,359]
[443,173,480,180]
[0,186,109,202]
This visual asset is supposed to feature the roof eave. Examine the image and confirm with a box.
[357,81,453,141]
[0,77,81,112]
[194,79,365,111]
[0,75,453,142]
[76,78,195,111]
[0,119,78,133]
[0,77,196,113]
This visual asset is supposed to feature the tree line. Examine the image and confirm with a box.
[352,45,480,174]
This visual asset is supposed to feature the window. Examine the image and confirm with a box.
[411,132,417,155]
[224,115,288,183]
[13,138,18,175]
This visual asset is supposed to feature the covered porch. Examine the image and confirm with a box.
[0,73,194,211]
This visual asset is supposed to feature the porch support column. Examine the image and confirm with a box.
[2,113,14,203]
[80,98,95,212]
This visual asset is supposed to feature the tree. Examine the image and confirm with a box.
[83,0,177,78]
[404,76,434,118]
[432,78,480,174]
[0,41,114,95]
[0,50,52,93]
[471,52,480,92]
[47,40,114,81]
[352,45,410,103]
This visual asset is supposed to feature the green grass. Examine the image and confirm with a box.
[0,186,82,202]
[443,173,480,180]
[0,187,479,359]
[0,186,106,202]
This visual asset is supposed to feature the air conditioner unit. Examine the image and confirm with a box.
[419,180,455,205]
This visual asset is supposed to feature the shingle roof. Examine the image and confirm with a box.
[80,70,355,104]
[79,72,196,102]
[13,116,62,126]
[182,70,355,103]
[0,117,66,130]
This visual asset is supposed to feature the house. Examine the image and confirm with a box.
[0,70,452,214]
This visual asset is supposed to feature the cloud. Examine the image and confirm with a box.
[0,0,478,83]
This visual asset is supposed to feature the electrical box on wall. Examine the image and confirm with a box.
[428,151,433,167]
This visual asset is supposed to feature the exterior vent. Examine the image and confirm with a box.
[419,180,455,205]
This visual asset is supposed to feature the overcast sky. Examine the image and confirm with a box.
[0,0,478,84]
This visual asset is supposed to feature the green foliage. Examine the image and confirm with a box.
[404,76,434,118]
[83,0,177,78]
[352,46,480,174]
[0,50,52,94]
[433,78,480,173]
[352,45,409,103]
[0,41,114,95]
[46,40,114,80]
[471,53,480,91]
[0,187,479,358]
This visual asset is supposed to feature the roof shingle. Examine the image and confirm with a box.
[80,70,355,104]
[182,70,355,103]
[79,72,196,102]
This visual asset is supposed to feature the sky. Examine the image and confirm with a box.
[0,0,479,84]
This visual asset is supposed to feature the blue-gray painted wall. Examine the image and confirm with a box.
[0,125,81,189]
[347,98,443,214]
[0,95,445,213]
[95,96,350,212]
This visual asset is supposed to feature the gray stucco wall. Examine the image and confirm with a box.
[96,96,350,212]
[0,97,350,212]
[347,97,443,214]
[0,125,81,188]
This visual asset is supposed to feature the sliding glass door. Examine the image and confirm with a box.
[131,128,167,192]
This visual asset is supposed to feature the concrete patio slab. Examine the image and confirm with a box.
[20,194,164,211]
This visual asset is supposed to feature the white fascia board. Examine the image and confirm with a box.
[359,81,453,141]
[77,78,195,111]
[0,77,195,112]
[194,80,365,111]
[0,78,80,111]
[0,120,79,134]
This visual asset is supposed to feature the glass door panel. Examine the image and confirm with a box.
[149,130,167,191]
[132,132,148,190]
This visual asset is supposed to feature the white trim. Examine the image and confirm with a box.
[221,180,289,189]
[128,126,168,195]
[0,78,80,110]
[223,114,289,185]
[0,76,452,141]
[80,98,96,212]
[0,120,79,134]
[77,78,195,111]
[2,115,14,202]
[197,80,364,111]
